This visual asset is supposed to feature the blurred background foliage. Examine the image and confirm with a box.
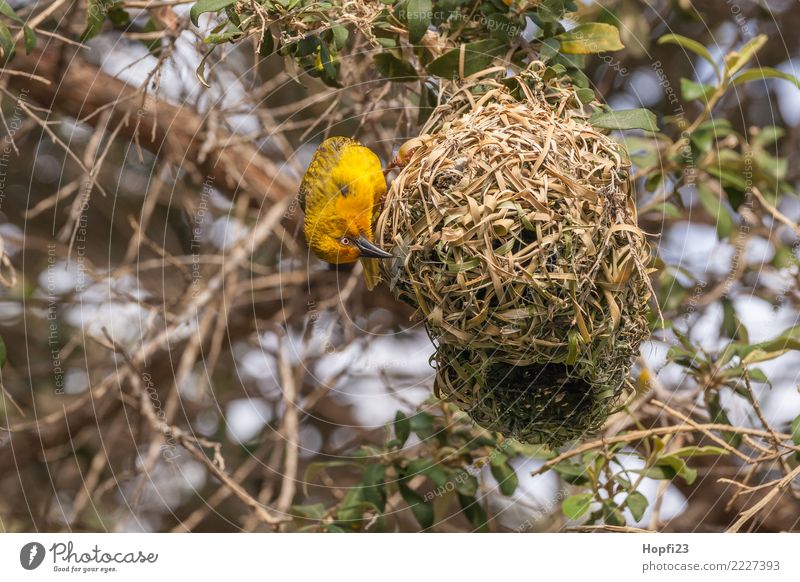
[0,0,799,532]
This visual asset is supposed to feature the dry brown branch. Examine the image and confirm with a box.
[7,45,296,203]
[650,399,752,462]
[99,329,289,529]
[274,343,300,514]
[566,524,653,533]
[726,464,800,532]
[531,422,794,478]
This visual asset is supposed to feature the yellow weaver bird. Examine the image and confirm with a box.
[299,137,392,289]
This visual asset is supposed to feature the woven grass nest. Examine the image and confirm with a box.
[433,344,626,445]
[376,64,653,445]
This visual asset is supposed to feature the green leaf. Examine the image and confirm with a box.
[427,38,506,78]
[633,465,675,480]
[454,473,478,497]
[542,63,567,81]
[376,36,397,48]
[576,87,595,104]
[743,349,789,365]
[626,491,648,521]
[680,78,715,102]
[81,0,107,42]
[791,415,800,446]
[697,184,733,239]
[506,441,552,459]
[374,53,418,82]
[79,1,129,41]
[727,325,800,364]
[292,503,326,520]
[570,64,592,88]
[410,412,435,440]
[486,13,520,41]
[195,46,215,88]
[670,445,729,458]
[645,171,664,193]
[22,25,35,54]
[648,202,683,219]
[400,482,434,529]
[746,368,769,384]
[705,165,747,191]
[336,487,365,524]
[458,493,489,532]
[725,34,767,77]
[653,454,697,485]
[190,0,237,27]
[555,23,624,54]
[707,392,742,449]
[666,345,696,367]
[0,21,13,60]
[589,108,658,132]
[552,460,590,485]
[331,23,349,50]
[295,34,320,57]
[107,5,130,28]
[602,500,626,526]
[657,33,720,80]
[317,41,337,80]
[489,453,518,496]
[361,463,387,511]
[393,411,411,447]
[753,126,785,147]
[687,127,714,154]
[540,37,560,60]
[562,493,593,520]
[205,24,244,45]
[259,29,274,57]
[731,67,800,90]
[406,0,431,45]
[407,458,448,487]
[0,1,20,22]
[0,335,6,368]
[612,471,631,489]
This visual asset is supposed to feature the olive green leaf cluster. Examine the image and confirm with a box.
[0,0,36,60]
[638,35,799,316]
[184,0,626,89]
[292,402,547,532]
[554,439,728,525]
[635,34,798,243]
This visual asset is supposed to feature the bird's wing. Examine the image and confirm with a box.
[297,176,310,211]
[298,137,354,211]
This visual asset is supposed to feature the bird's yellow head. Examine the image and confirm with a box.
[300,137,392,266]
[305,194,388,264]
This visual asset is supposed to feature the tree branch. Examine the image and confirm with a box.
[7,44,296,203]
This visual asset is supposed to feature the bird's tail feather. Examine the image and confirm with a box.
[361,258,381,290]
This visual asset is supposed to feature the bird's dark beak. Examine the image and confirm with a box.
[354,235,393,259]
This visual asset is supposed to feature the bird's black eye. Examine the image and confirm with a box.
[340,237,351,246]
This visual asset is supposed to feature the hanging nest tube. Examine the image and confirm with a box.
[433,344,626,446]
[376,64,654,445]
